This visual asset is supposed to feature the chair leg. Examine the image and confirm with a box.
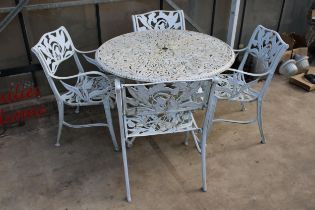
[121,135,132,202]
[257,99,266,144]
[184,131,189,146]
[109,95,116,110]
[75,105,80,114]
[201,132,207,192]
[55,101,64,147]
[200,95,217,192]
[240,102,246,111]
[103,99,119,151]
[126,137,136,148]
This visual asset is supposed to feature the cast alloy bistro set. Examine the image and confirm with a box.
[32,10,288,202]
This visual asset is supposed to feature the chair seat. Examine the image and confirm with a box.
[124,111,199,138]
[61,74,114,106]
[215,74,259,102]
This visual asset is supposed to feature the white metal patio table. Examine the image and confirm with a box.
[95,29,235,82]
[95,29,235,202]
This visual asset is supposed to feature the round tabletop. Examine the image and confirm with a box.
[96,30,235,82]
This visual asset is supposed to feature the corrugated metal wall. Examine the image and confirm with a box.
[167,0,313,46]
[0,0,313,98]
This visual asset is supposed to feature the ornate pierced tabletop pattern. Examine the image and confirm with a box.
[96,30,235,82]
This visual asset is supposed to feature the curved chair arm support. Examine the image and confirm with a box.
[49,71,108,81]
[82,54,101,67]
[232,47,249,71]
[72,48,100,75]
[74,47,99,67]
[227,68,270,77]
[75,49,109,76]
[233,47,248,57]
[233,47,248,53]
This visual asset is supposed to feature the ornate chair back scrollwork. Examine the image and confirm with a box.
[215,25,289,144]
[237,25,288,96]
[115,78,218,202]
[32,26,118,150]
[132,10,186,32]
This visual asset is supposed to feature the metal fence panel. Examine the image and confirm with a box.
[0,0,15,7]
[0,13,29,69]
[279,0,313,34]
[99,0,159,41]
[238,0,283,46]
[212,0,230,41]
[170,0,214,34]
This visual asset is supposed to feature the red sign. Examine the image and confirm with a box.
[0,83,46,126]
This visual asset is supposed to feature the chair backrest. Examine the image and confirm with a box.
[32,26,75,76]
[132,10,186,32]
[239,25,288,96]
[32,26,82,98]
[117,79,217,136]
[120,79,215,116]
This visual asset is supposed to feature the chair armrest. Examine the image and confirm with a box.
[233,47,248,57]
[81,54,100,67]
[75,48,97,54]
[233,47,248,53]
[49,71,108,80]
[75,48,111,74]
[75,49,105,72]
[226,68,270,77]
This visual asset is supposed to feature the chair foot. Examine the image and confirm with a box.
[127,197,132,202]
[183,131,189,146]
[114,147,120,152]
[55,143,61,147]
[127,143,133,148]
[257,100,266,145]
[201,187,207,192]
[240,103,246,111]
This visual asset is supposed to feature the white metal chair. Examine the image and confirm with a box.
[215,25,289,144]
[115,78,218,202]
[32,26,118,150]
[132,10,186,32]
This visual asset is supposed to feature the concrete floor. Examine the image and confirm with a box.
[0,75,314,210]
